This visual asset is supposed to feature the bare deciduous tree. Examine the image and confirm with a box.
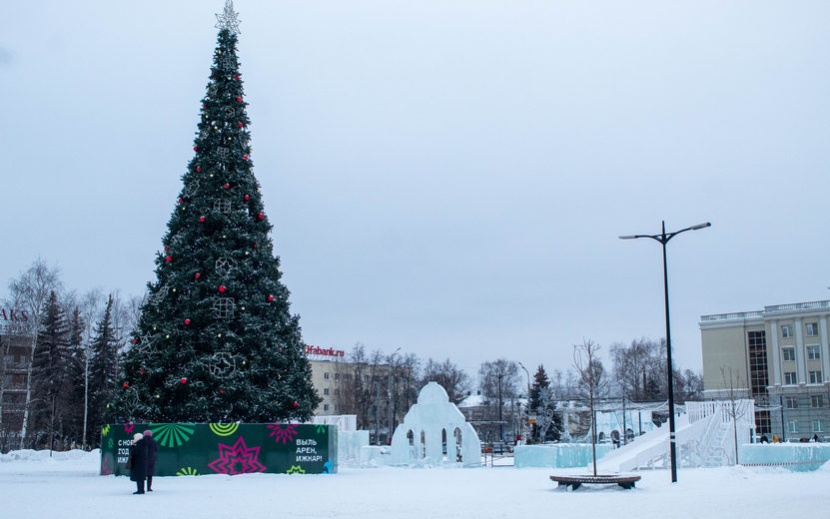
[422,358,470,404]
[720,366,750,464]
[610,338,665,400]
[7,258,62,444]
[76,289,104,449]
[574,339,606,476]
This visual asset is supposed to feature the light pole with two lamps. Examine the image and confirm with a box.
[619,220,711,483]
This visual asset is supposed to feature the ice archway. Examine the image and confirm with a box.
[389,382,481,466]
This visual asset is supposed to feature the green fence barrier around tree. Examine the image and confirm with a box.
[100,423,337,476]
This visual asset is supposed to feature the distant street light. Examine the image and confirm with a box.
[497,372,504,441]
[387,347,402,442]
[518,362,531,443]
[620,220,711,483]
[518,362,531,400]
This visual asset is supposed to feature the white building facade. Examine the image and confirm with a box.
[700,300,830,439]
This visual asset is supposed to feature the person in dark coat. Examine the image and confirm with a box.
[143,429,158,491]
[129,432,149,494]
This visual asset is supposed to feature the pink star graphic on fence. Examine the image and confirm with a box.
[208,436,266,475]
[123,423,135,434]
[267,423,298,444]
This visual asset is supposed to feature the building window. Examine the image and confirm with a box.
[782,348,796,362]
[784,372,798,385]
[324,372,330,380]
[788,420,798,433]
[323,388,329,395]
[781,324,793,338]
[806,323,818,336]
[807,345,821,360]
[813,420,824,433]
[748,331,769,399]
[811,395,824,408]
[323,404,329,411]
[334,373,340,380]
[785,396,798,409]
[809,371,822,384]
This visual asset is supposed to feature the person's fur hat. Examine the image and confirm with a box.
[143,430,153,437]
[133,433,143,442]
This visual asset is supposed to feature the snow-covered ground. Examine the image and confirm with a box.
[2,449,829,518]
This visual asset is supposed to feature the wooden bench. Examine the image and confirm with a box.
[550,474,641,490]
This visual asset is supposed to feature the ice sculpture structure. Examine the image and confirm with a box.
[389,382,481,466]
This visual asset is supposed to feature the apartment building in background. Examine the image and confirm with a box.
[700,299,830,439]
[1,307,33,450]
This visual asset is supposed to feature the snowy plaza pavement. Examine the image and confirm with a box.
[2,450,829,518]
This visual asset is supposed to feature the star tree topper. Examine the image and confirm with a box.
[216,0,241,34]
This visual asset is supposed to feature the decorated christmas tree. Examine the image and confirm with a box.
[110,1,320,423]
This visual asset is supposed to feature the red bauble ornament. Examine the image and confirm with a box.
[132,338,138,344]
[193,145,198,151]
[177,197,183,204]
[196,166,201,172]
[218,285,226,293]
[244,194,250,201]
[184,318,191,326]
[164,246,169,252]
[267,294,275,302]
[223,183,230,189]
[199,216,206,223]
[235,75,240,80]
[165,255,173,263]
[180,377,187,384]
[122,382,129,389]
[194,272,201,279]
[139,369,145,375]
[243,154,249,161]
[220,389,225,395]
[237,122,243,128]
[253,243,258,248]
[293,401,298,408]
[236,96,243,102]
[257,213,264,220]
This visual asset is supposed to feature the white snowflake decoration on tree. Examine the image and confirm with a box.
[213,297,235,319]
[184,179,200,198]
[215,0,241,35]
[210,351,237,378]
[148,284,169,307]
[219,54,236,70]
[138,333,158,354]
[214,198,233,214]
[215,257,237,277]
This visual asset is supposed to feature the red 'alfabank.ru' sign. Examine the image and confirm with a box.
[304,345,345,358]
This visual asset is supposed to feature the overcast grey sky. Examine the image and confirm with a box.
[2,1,828,379]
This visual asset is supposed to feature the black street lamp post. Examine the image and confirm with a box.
[620,220,711,483]
[498,372,504,441]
